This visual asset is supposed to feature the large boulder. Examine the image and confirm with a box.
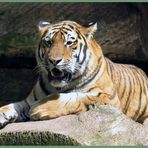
[0,105,148,145]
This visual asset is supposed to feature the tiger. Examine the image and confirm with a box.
[0,20,148,129]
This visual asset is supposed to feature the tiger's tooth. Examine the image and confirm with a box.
[51,71,55,77]
[61,72,64,77]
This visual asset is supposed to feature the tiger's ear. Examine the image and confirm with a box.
[38,20,51,35]
[83,22,97,39]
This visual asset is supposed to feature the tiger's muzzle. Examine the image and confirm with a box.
[48,67,72,83]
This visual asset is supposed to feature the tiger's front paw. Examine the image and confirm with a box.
[29,100,66,121]
[0,104,18,129]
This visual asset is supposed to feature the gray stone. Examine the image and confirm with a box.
[0,104,148,145]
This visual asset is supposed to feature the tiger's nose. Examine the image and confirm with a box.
[48,58,62,65]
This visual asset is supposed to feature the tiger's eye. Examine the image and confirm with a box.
[67,41,73,45]
[44,39,52,47]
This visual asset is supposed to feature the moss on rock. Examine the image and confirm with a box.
[0,131,80,145]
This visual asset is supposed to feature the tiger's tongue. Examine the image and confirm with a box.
[51,68,64,78]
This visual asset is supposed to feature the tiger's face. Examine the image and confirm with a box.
[37,20,97,88]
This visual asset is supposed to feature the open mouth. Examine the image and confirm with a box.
[48,68,72,82]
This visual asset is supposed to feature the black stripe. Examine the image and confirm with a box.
[77,42,83,62]
[60,31,65,37]
[22,108,30,121]
[38,44,42,60]
[33,89,38,101]
[63,88,75,93]
[86,87,97,92]
[105,58,111,76]
[39,75,50,95]
[24,100,31,109]
[68,24,74,30]
[41,30,48,39]
[124,69,133,114]
[134,92,142,120]
[133,79,142,120]
[71,54,91,82]
[62,31,68,34]
[72,47,77,50]
[62,27,72,31]
[138,70,148,119]
[76,29,88,64]
[77,56,102,88]
[50,27,63,30]
[127,70,137,117]
[96,92,101,97]
[108,60,114,81]
[133,72,144,120]
[137,101,147,122]
[75,28,87,45]
[79,44,88,65]
[120,67,127,100]
[77,33,82,40]
[76,28,86,42]
[116,67,122,96]
[136,69,147,96]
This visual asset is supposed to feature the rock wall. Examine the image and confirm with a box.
[0,3,148,62]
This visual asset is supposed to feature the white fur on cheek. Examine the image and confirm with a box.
[70,55,77,73]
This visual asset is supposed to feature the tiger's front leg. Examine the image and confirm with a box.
[29,91,120,121]
[29,93,88,120]
[0,100,30,128]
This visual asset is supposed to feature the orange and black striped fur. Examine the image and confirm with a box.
[0,20,148,128]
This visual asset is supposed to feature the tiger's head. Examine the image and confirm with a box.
[37,20,98,88]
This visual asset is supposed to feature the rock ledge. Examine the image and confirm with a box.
[0,104,148,145]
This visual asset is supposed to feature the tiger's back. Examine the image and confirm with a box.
[107,58,148,122]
